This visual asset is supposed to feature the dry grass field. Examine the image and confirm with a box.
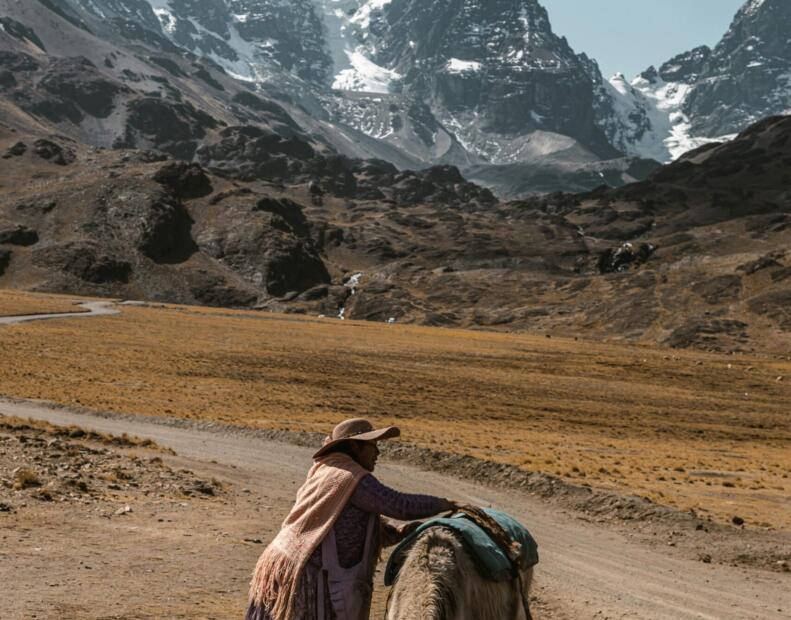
[0,289,91,317]
[1,290,789,530]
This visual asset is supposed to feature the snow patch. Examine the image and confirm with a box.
[311,0,399,94]
[445,58,482,73]
[742,0,767,17]
[152,8,176,33]
[333,51,399,93]
[605,73,731,161]
[350,0,393,29]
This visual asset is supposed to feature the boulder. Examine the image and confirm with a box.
[152,162,213,199]
[33,139,76,166]
[1,142,27,159]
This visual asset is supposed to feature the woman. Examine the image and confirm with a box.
[246,418,458,620]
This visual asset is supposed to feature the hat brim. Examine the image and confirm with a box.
[313,426,400,459]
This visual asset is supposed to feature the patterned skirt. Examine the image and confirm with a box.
[244,554,336,620]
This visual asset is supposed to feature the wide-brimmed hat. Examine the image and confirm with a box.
[313,418,400,459]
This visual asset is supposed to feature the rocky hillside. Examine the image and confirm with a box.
[2,114,789,353]
[605,0,791,161]
[0,0,788,353]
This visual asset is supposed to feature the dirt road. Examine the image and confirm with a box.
[0,301,118,325]
[2,398,787,620]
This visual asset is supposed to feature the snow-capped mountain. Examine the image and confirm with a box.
[59,0,642,181]
[604,0,791,161]
[356,0,619,162]
[9,0,788,190]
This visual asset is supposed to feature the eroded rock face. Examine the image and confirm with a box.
[0,18,46,52]
[116,97,219,159]
[196,125,317,181]
[665,319,750,350]
[749,290,791,330]
[0,50,39,73]
[85,184,197,264]
[37,57,127,120]
[34,243,132,284]
[194,194,330,296]
[10,57,127,125]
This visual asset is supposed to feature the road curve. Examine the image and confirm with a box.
[1,398,788,619]
[0,301,119,325]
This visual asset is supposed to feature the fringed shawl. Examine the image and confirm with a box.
[249,452,369,619]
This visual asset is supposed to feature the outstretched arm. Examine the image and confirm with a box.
[350,474,456,520]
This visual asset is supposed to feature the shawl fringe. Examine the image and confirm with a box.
[248,453,368,619]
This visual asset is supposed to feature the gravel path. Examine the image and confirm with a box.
[2,398,788,620]
[0,301,119,325]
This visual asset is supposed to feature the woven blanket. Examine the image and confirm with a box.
[384,508,538,586]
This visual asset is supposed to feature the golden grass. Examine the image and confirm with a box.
[0,293,789,528]
[0,289,90,317]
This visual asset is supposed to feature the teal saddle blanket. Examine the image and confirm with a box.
[384,508,539,586]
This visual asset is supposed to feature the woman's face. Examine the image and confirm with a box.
[352,441,380,472]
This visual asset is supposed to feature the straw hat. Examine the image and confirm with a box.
[313,418,400,459]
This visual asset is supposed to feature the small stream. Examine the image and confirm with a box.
[337,272,363,320]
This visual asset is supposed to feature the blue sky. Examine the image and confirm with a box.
[541,0,747,79]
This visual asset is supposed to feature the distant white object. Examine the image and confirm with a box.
[387,317,396,324]
[338,308,346,321]
[318,314,326,319]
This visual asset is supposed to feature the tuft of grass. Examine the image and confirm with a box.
[13,468,42,490]
[0,416,172,453]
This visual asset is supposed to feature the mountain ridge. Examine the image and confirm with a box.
[606,0,791,162]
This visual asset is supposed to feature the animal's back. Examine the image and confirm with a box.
[386,527,533,620]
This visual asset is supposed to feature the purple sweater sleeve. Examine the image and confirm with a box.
[349,474,445,520]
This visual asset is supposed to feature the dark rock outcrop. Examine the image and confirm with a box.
[2,142,27,159]
[0,225,39,246]
[89,185,197,264]
[117,97,219,159]
[0,248,10,276]
[598,243,655,274]
[152,162,213,199]
[33,139,76,166]
[38,57,126,119]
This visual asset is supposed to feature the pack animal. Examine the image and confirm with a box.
[385,526,534,620]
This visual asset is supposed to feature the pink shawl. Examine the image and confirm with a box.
[248,452,369,619]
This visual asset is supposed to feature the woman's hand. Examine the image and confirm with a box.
[438,498,462,513]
